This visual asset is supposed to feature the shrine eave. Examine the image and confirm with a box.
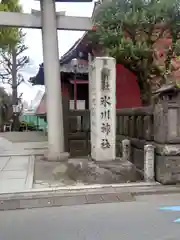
[30,61,89,85]
[30,33,90,85]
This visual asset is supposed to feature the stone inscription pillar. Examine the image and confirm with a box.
[90,57,116,161]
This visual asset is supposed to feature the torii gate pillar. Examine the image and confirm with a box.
[40,0,68,161]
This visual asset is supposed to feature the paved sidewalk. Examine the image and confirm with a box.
[0,137,13,153]
[0,136,36,194]
[0,155,34,193]
[0,136,47,155]
[0,132,47,143]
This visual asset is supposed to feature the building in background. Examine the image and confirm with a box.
[28,90,44,113]
[20,90,47,131]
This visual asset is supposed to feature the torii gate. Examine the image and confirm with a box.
[0,0,95,161]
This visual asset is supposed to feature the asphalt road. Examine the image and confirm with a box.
[1,194,180,240]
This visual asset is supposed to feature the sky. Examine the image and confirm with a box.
[3,0,94,104]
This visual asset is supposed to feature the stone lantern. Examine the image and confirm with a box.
[153,83,180,184]
[154,83,180,144]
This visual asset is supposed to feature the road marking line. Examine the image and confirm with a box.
[174,218,180,223]
[160,206,180,223]
[160,206,180,211]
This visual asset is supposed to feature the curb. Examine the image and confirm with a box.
[129,185,180,196]
[25,155,35,190]
[0,181,160,195]
[0,183,180,211]
[0,191,134,211]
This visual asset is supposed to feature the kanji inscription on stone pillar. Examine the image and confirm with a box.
[89,57,116,161]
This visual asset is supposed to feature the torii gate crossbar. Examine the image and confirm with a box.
[0,11,92,31]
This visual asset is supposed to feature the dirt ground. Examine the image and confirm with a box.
[34,156,60,182]
[33,156,80,188]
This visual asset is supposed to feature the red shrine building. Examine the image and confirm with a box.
[30,32,142,116]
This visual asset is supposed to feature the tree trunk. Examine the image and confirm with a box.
[12,48,19,131]
[138,73,152,105]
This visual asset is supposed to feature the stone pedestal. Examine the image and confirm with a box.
[89,57,116,161]
[155,143,180,184]
[66,158,142,184]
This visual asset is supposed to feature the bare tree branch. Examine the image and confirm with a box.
[7,78,12,85]
[16,44,28,56]
[16,74,24,86]
[16,56,29,69]
[0,54,12,73]
[18,92,23,99]
[0,28,29,88]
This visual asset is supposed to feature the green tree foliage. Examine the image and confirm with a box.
[90,0,180,104]
[0,87,12,129]
[0,0,22,49]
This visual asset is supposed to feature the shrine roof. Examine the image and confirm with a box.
[30,32,90,85]
[60,32,90,63]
